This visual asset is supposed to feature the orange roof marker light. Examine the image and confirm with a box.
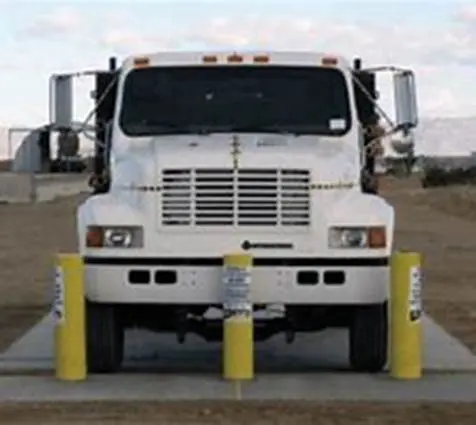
[321,56,338,66]
[253,55,270,63]
[227,53,243,63]
[202,55,218,63]
[133,56,150,68]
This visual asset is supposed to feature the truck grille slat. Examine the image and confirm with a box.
[160,168,311,227]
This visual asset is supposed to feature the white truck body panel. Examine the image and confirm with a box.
[85,264,388,304]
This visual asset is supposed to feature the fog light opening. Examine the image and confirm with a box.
[297,270,319,286]
[129,270,151,285]
[155,270,177,285]
[324,270,345,285]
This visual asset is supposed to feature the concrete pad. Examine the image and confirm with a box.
[35,177,88,202]
[0,172,35,203]
[1,312,476,402]
[1,313,476,374]
[2,372,476,402]
[0,172,88,204]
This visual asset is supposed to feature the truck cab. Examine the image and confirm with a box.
[71,51,418,374]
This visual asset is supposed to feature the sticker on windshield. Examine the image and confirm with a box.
[329,118,346,130]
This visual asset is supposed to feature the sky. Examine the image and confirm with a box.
[0,0,476,130]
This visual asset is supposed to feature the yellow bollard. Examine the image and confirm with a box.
[390,251,422,379]
[54,253,86,381]
[222,253,254,398]
[223,315,254,380]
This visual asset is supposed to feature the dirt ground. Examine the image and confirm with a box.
[0,160,11,171]
[1,174,476,423]
[1,401,476,425]
[380,176,476,352]
[0,194,87,352]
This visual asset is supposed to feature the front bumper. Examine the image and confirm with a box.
[83,256,389,305]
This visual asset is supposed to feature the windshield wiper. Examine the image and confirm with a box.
[136,120,296,135]
[126,121,211,136]
[229,123,344,136]
[226,124,303,135]
[124,121,330,137]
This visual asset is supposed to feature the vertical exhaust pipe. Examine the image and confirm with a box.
[109,57,117,72]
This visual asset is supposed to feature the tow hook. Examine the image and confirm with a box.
[176,309,187,344]
[284,309,296,344]
[284,314,295,344]
[285,328,295,344]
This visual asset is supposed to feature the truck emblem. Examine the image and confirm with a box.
[241,240,294,250]
[231,135,241,169]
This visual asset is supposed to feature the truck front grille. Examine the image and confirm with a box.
[160,168,311,227]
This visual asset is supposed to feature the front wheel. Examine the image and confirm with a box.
[349,302,388,373]
[86,300,124,373]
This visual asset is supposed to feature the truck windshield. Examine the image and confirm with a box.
[118,65,351,137]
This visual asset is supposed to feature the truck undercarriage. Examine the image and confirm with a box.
[86,299,388,374]
[115,303,375,342]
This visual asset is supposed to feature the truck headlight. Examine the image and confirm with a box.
[328,226,386,249]
[86,226,143,248]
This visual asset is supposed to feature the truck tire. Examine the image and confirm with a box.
[349,302,388,373]
[86,301,124,373]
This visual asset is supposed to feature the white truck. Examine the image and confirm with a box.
[57,51,418,373]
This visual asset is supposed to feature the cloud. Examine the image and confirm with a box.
[18,7,82,39]
[455,4,476,24]
[184,13,476,67]
[94,11,189,55]
[98,29,178,55]
[92,4,476,68]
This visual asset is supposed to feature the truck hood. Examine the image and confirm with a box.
[111,133,361,186]
[161,133,356,175]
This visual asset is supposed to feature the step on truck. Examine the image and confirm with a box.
[50,51,419,373]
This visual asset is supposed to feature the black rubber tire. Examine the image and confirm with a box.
[86,300,124,374]
[349,302,388,373]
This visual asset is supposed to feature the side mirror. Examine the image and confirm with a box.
[50,74,73,129]
[393,70,418,132]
